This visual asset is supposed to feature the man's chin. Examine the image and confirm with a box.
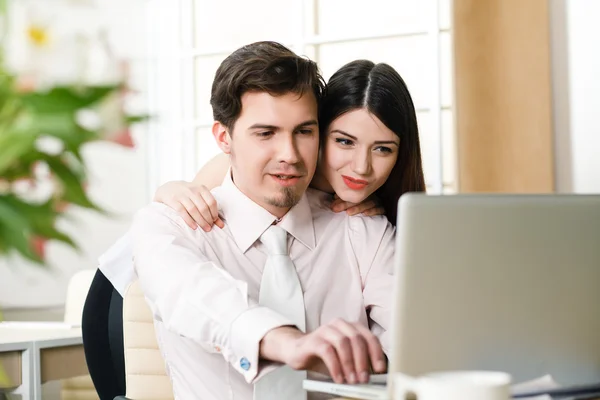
[265,190,303,209]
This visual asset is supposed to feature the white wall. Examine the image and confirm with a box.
[0,0,149,310]
[551,0,600,193]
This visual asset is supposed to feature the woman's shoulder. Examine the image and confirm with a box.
[306,188,392,231]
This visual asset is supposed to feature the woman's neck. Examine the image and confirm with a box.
[310,168,335,194]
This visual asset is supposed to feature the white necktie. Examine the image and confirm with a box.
[254,225,307,400]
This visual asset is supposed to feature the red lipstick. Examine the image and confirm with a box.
[342,175,368,190]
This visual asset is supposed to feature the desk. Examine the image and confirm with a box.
[0,325,87,400]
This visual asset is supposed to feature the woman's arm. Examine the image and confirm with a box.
[153,153,230,231]
[155,151,383,230]
[190,153,230,189]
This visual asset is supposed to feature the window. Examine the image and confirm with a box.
[145,0,455,194]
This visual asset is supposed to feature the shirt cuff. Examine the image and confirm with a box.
[229,306,294,383]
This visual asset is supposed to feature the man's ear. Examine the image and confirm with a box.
[212,121,232,154]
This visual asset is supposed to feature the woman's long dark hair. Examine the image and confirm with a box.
[319,60,426,226]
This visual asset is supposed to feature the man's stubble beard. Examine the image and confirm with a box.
[264,186,302,208]
[230,148,304,209]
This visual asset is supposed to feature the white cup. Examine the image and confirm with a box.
[393,370,512,400]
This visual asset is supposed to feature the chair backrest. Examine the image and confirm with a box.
[62,269,98,400]
[122,280,174,400]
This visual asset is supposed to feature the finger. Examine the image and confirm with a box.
[197,185,220,222]
[181,198,212,232]
[368,194,381,207]
[173,202,198,230]
[352,323,386,373]
[320,326,357,384]
[214,217,225,229]
[346,200,377,216]
[332,320,370,383]
[330,199,343,211]
[331,200,354,213]
[313,337,344,384]
[363,207,386,217]
[187,196,215,231]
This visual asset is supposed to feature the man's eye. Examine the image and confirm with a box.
[257,131,274,137]
[298,129,314,135]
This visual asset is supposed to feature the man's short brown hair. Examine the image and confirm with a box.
[210,41,325,130]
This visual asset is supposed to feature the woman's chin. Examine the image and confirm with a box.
[336,187,368,204]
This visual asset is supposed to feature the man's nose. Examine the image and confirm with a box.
[277,134,301,164]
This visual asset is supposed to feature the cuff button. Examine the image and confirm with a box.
[240,357,251,371]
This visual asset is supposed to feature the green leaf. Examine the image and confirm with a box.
[126,114,151,124]
[43,155,101,210]
[0,130,37,174]
[0,198,42,263]
[4,196,75,246]
[20,85,120,114]
[0,56,146,265]
[0,195,81,263]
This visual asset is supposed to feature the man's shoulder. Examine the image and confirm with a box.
[132,202,192,232]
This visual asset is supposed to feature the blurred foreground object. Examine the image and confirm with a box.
[0,0,146,264]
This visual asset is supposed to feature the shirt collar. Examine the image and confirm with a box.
[213,169,316,253]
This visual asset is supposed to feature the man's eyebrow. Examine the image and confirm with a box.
[294,119,318,130]
[248,123,279,131]
[330,129,400,146]
[248,119,318,131]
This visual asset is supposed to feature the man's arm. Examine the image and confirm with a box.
[130,202,292,383]
[132,202,387,385]
[260,322,387,384]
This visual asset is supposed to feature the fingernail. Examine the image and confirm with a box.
[360,371,369,383]
[336,375,344,384]
[348,373,356,384]
[376,360,386,372]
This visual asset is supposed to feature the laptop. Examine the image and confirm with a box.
[304,194,600,399]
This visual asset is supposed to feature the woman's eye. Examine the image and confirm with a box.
[375,146,393,154]
[335,138,353,146]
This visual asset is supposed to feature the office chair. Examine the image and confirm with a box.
[62,269,98,400]
[116,280,173,400]
[82,270,126,400]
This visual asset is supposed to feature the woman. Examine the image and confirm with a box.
[82,59,425,400]
[157,60,425,230]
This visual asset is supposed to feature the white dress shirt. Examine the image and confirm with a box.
[98,231,134,297]
[127,172,395,400]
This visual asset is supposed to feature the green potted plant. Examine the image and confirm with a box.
[0,0,146,389]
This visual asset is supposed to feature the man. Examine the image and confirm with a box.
[131,41,395,400]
